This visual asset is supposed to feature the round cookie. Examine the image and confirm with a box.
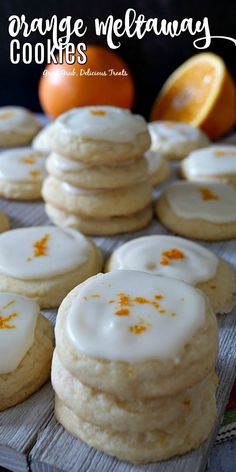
[55,271,218,400]
[45,203,153,236]
[0,212,10,232]
[0,106,40,147]
[145,150,171,186]
[181,145,236,187]
[156,181,236,240]
[0,226,103,308]
[0,147,47,200]
[148,121,210,160]
[52,350,216,434]
[32,122,55,153]
[42,176,152,218]
[46,152,148,189]
[106,235,236,314]
[48,106,151,164]
[0,292,53,411]
[55,377,216,463]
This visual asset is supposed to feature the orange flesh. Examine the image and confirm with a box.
[154,62,216,122]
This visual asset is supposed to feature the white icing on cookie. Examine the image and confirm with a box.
[56,106,147,142]
[32,123,55,153]
[0,147,47,182]
[148,121,208,147]
[66,271,206,362]
[145,150,164,174]
[0,107,39,134]
[183,145,236,177]
[0,293,39,374]
[108,235,218,284]
[62,182,105,195]
[0,227,91,280]
[165,182,236,223]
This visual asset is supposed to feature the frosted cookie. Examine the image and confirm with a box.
[148,121,210,160]
[32,122,55,153]
[52,350,216,434]
[42,176,152,218]
[106,235,236,314]
[0,147,47,200]
[0,293,53,411]
[55,271,218,399]
[181,145,236,187]
[46,152,148,189]
[0,107,40,147]
[0,227,103,308]
[48,106,151,164]
[0,212,10,232]
[145,150,171,186]
[55,379,216,463]
[156,182,236,240]
[45,203,153,236]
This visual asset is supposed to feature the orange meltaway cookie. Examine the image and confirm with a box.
[148,121,210,160]
[47,106,151,164]
[0,226,102,308]
[0,292,53,411]
[0,147,47,200]
[181,145,236,187]
[53,270,218,463]
[106,235,235,314]
[0,106,40,147]
[156,181,236,240]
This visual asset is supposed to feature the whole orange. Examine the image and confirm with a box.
[39,45,135,119]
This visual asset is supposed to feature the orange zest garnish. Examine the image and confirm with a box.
[160,248,185,266]
[28,234,49,261]
[214,150,236,157]
[117,293,131,307]
[90,110,106,116]
[0,312,17,329]
[199,188,219,201]
[129,321,149,335]
[0,111,15,120]
[20,156,36,164]
[115,308,130,316]
[29,171,40,178]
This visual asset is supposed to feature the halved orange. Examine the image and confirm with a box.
[151,53,236,140]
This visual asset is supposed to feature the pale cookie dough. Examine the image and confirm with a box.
[181,145,236,187]
[0,147,47,200]
[145,150,171,186]
[55,379,216,463]
[156,181,236,241]
[46,152,148,189]
[0,293,53,411]
[0,106,40,147]
[48,106,151,164]
[42,176,152,218]
[45,203,153,236]
[148,121,210,160]
[0,212,10,232]
[106,235,236,314]
[0,226,103,308]
[52,350,216,434]
[32,123,55,153]
[55,271,218,399]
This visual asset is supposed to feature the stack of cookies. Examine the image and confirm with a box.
[52,270,218,464]
[42,106,152,235]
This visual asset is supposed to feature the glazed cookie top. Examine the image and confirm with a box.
[145,150,164,174]
[148,121,209,146]
[0,227,92,280]
[66,271,206,362]
[165,182,236,223]
[0,147,47,182]
[0,106,40,134]
[108,235,218,285]
[56,106,148,143]
[183,145,236,176]
[32,123,55,153]
[0,293,39,374]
